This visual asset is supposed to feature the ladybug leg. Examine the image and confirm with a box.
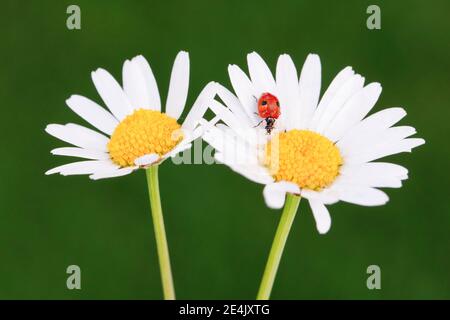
[253,120,263,128]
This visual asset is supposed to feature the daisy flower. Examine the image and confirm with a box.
[202,52,424,299]
[46,51,215,180]
[45,52,216,300]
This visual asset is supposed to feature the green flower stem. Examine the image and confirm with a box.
[257,194,301,300]
[145,165,175,300]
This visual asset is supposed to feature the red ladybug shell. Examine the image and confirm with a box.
[257,93,280,119]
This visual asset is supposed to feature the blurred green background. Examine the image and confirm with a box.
[0,0,448,299]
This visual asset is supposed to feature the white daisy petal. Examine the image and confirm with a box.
[45,160,118,176]
[263,182,300,209]
[345,138,425,164]
[166,51,189,120]
[315,74,365,134]
[164,142,192,160]
[46,123,109,152]
[215,152,273,185]
[324,82,382,142]
[339,162,409,188]
[308,200,331,234]
[228,64,260,125]
[51,147,109,160]
[164,126,203,159]
[205,127,240,152]
[297,54,321,128]
[343,162,408,178]
[383,126,417,141]
[204,120,262,160]
[339,126,417,158]
[91,68,134,121]
[164,126,205,160]
[247,52,276,95]
[212,136,260,167]
[337,172,402,188]
[276,54,300,131]
[89,167,135,180]
[182,81,218,131]
[336,185,389,206]
[202,126,227,153]
[65,95,118,135]
[203,127,250,162]
[134,154,160,166]
[209,100,246,132]
[215,83,252,126]
[337,107,407,154]
[132,55,161,111]
[309,66,354,130]
[123,59,150,110]
[301,189,339,205]
[194,116,221,139]
[215,122,261,148]
[220,146,254,167]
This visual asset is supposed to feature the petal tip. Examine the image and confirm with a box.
[45,168,57,175]
[318,226,330,234]
[307,53,320,59]
[89,174,100,180]
[176,51,189,60]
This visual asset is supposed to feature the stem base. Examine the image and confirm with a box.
[256,194,301,300]
[146,166,176,300]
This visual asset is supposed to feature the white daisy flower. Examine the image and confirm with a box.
[203,52,425,234]
[45,51,216,180]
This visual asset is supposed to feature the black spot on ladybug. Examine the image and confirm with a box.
[261,100,267,106]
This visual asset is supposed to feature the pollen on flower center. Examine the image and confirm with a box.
[108,109,183,167]
[265,129,343,191]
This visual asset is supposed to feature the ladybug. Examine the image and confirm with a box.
[255,92,281,134]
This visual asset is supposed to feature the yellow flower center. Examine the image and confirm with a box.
[265,129,343,190]
[108,109,183,167]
